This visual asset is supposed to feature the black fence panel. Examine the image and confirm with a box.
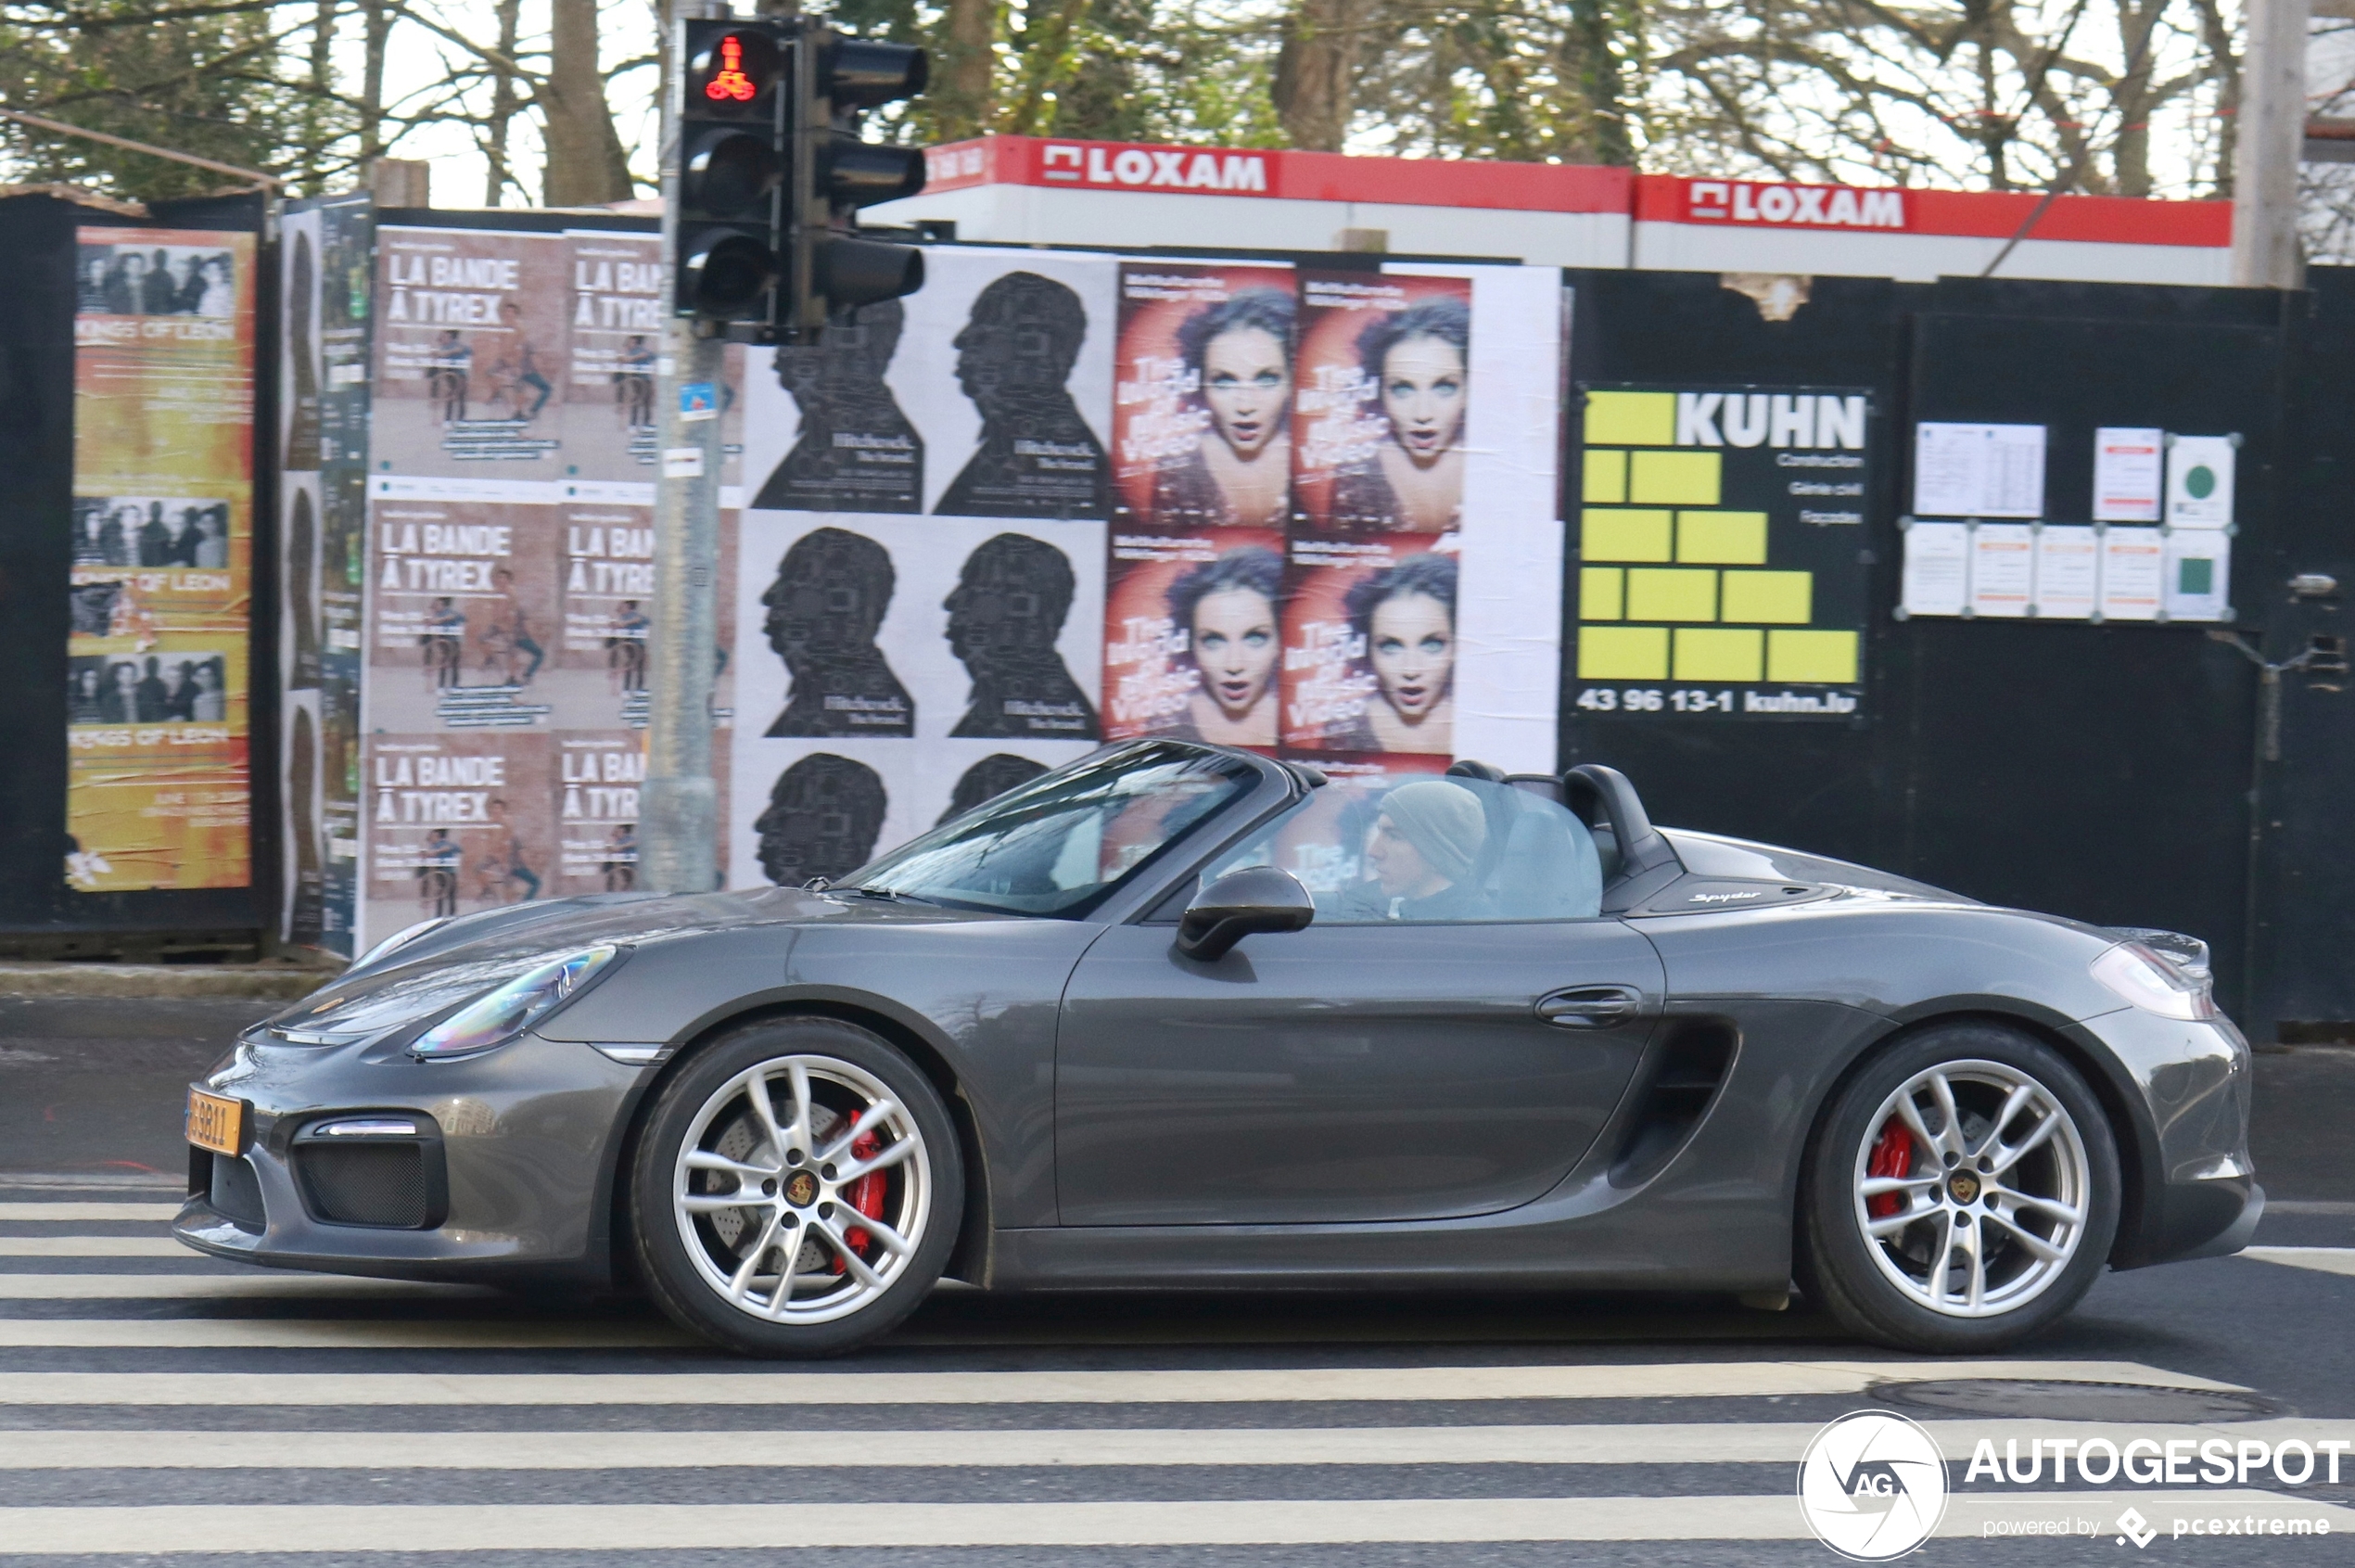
[2262,268,2355,1039]
[1564,267,2290,1020]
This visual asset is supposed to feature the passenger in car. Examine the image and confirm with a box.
[1356,779,1493,921]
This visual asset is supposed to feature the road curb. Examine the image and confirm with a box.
[0,963,336,1001]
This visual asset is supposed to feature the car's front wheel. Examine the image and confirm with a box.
[629,1016,961,1357]
[1798,1022,2120,1352]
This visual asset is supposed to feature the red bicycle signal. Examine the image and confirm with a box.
[705,34,756,101]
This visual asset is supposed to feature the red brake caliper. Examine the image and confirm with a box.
[831,1129,886,1274]
[1865,1116,1911,1218]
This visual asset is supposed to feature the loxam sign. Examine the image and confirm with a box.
[1686,179,1906,231]
[1038,141,1271,195]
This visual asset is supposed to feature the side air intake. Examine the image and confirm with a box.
[1609,1019,1738,1189]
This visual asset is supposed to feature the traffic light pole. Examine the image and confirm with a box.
[640,0,737,896]
[643,2,925,892]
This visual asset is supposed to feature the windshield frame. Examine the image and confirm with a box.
[837,741,1295,922]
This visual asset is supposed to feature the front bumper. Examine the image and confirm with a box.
[2069,1006,2260,1269]
[172,1031,652,1288]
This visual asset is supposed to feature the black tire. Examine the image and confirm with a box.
[1796,1021,2120,1353]
[629,1015,963,1358]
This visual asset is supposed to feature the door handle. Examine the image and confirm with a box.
[1535,986,1644,1028]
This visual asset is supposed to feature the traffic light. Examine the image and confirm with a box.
[670,18,927,340]
[674,19,790,323]
[784,25,929,336]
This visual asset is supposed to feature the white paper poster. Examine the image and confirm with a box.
[1899,520,1969,618]
[2166,435,2236,529]
[2099,528,2165,621]
[1967,523,2036,618]
[1913,422,2045,519]
[2032,525,2099,619]
[729,510,1105,889]
[2093,427,2163,522]
[2164,529,2233,621]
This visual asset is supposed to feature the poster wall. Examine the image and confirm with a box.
[730,248,1565,889]
[340,219,742,948]
[289,228,1564,913]
[69,226,257,892]
[278,197,372,952]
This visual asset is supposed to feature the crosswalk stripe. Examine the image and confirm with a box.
[0,1319,691,1350]
[0,1236,190,1256]
[0,1204,181,1222]
[4,1493,2349,1552]
[0,1359,2245,1407]
[2244,1245,2355,1277]
[2,1418,2349,1471]
[0,1273,498,1300]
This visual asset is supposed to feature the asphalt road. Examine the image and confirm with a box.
[4,995,2355,1565]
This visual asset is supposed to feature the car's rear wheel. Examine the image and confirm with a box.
[1797,1022,2120,1352]
[629,1016,961,1357]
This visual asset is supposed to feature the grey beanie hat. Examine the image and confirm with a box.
[1379,780,1484,886]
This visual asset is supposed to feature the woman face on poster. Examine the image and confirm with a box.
[1377,336,1467,461]
[1345,553,1458,753]
[1166,546,1282,744]
[1168,289,1294,526]
[1186,292,1293,462]
[1344,296,1471,534]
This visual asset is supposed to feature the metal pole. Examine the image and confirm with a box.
[2234,0,2309,289]
[640,0,732,894]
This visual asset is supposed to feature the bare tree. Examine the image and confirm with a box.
[480,0,523,204]
[1636,0,2235,197]
[541,0,632,203]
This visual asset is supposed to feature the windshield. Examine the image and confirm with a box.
[846,743,1261,916]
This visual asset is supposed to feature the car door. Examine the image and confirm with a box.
[1054,776,1668,1227]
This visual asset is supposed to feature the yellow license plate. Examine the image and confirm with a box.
[185,1088,244,1155]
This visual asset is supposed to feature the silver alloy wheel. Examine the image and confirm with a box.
[1852,1057,2091,1319]
[670,1053,932,1325]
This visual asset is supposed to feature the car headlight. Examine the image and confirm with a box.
[410,946,621,1060]
[2091,941,2219,1022]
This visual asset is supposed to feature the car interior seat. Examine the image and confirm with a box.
[1447,761,1604,917]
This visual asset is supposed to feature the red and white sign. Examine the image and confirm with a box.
[1634,173,2230,247]
[1682,179,1906,231]
[922,136,1630,216]
[911,137,2230,257]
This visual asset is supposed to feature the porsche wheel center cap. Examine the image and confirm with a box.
[783,1171,819,1207]
[1947,1172,1980,1205]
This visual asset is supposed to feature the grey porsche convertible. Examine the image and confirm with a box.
[177,741,2258,1356]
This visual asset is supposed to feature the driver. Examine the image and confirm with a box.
[1356,779,1490,921]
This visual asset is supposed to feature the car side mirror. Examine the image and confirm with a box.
[1175,866,1315,962]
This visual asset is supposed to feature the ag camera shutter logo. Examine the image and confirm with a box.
[1798,1410,1950,1560]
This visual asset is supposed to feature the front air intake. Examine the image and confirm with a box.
[291,1117,446,1229]
[1608,1019,1738,1189]
[207,1152,265,1230]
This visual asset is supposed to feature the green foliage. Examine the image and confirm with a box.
[0,0,350,200]
[820,0,1284,147]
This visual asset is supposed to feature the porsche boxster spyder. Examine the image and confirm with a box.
[176,741,2259,1355]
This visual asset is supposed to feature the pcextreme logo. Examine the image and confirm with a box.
[1798,1411,1949,1561]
